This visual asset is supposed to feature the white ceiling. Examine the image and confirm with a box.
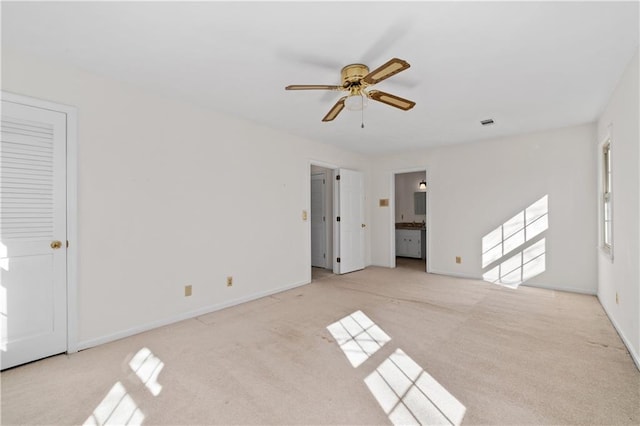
[2,1,638,154]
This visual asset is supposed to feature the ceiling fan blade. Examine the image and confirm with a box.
[368,90,416,111]
[322,97,347,122]
[362,58,410,85]
[285,85,343,91]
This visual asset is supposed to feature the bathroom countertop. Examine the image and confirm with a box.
[395,222,426,231]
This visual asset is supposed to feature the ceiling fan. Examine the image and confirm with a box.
[285,57,416,122]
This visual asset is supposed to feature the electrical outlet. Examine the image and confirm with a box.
[616,292,619,304]
[227,276,233,287]
[184,285,192,297]
[302,210,308,221]
[456,256,462,264]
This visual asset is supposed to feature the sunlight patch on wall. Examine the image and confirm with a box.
[482,195,548,267]
[1,243,7,350]
[481,195,548,288]
[483,239,546,288]
[0,284,6,351]
[129,347,164,396]
[84,382,144,426]
[365,349,466,426]
[326,310,391,368]
[0,242,8,271]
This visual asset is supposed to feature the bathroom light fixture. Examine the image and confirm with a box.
[419,180,427,190]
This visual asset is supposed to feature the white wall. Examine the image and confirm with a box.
[2,49,371,347]
[371,124,598,294]
[596,49,639,367]
[395,171,427,223]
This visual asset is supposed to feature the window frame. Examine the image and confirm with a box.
[601,138,613,259]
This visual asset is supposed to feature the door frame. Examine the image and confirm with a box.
[307,160,338,281]
[2,91,78,354]
[310,172,327,268]
[390,168,431,272]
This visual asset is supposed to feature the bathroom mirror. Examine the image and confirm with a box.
[414,192,426,215]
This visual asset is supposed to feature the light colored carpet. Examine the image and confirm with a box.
[311,266,334,281]
[2,265,639,425]
[395,257,426,272]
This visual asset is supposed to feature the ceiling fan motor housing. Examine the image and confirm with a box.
[341,64,370,86]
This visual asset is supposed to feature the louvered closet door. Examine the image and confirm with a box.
[1,100,67,370]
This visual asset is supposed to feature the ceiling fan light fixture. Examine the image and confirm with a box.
[344,93,368,111]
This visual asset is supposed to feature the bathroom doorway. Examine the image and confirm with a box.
[394,170,428,272]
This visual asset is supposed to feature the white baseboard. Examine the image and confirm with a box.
[597,295,640,371]
[521,282,597,295]
[76,279,310,351]
[427,269,481,280]
[426,269,598,296]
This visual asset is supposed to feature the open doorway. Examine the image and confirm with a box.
[311,164,334,280]
[393,170,428,272]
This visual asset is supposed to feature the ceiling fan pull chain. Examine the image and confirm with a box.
[361,95,365,128]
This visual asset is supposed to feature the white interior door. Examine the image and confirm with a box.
[311,173,326,268]
[334,168,365,274]
[1,100,68,370]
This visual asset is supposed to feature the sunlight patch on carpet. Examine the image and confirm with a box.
[326,310,391,368]
[129,347,164,396]
[84,348,166,425]
[84,382,144,426]
[365,349,466,426]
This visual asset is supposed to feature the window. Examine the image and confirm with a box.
[602,140,613,256]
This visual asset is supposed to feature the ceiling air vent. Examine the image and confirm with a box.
[480,119,494,126]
